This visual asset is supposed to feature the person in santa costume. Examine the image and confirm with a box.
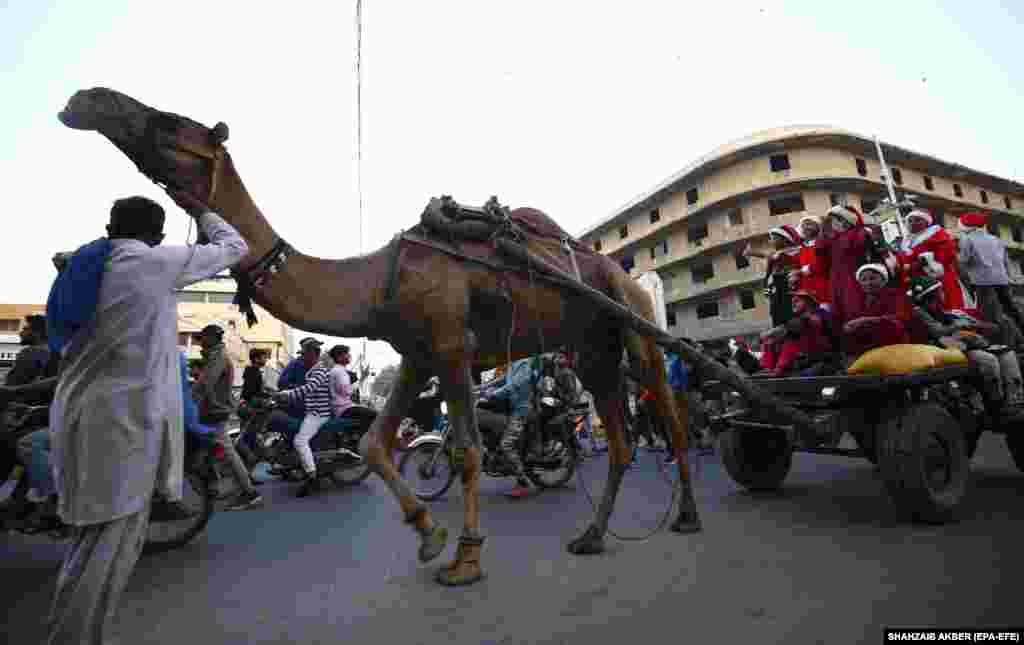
[789,215,831,308]
[744,224,802,327]
[897,208,973,314]
[842,263,913,358]
[759,290,838,376]
[818,204,892,328]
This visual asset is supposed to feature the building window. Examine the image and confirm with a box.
[1013,227,1022,243]
[829,193,843,207]
[666,308,677,327]
[686,187,699,206]
[696,301,719,319]
[891,168,903,185]
[924,175,934,190]
[620,255,635,273]
[688,222,709,244]
[768,194,806,216]
[649,209,661,224]
[734,251,750,270]
[0,319,20,332]
[861,197,880,215]
[769,154,791,172]
[855,158,867,176]
[649,239,669,260]
[740,290,756,310]
[691,261,714,284]
[1006,196,1013,209]
[594,239,602,252]
[980,190,989,204]
[619,224,629,239]
[728,209,743,226]
[953,183,963,198]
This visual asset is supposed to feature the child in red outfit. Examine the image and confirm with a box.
[842,263,913,358]
[759,290,836,376]
[792,215,831,308]
[898,208,973,312]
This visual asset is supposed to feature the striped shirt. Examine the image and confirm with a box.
[286,364,333,417]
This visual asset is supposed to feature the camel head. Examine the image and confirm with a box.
[58,87,231,204]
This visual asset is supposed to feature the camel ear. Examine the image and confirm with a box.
[209,122,229,145]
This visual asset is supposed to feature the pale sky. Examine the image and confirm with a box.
[2,0,1022,372]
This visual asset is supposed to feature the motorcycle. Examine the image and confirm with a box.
[0,401,221,554]
[237,398,375,486]
[398,376,585,501]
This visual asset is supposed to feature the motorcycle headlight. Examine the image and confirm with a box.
[440,402,448,415]
[541,396,558,407]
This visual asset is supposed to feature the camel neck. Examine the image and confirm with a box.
[208,157,390,338]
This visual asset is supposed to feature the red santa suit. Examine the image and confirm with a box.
[843,264,912,357]
[898,209,973,313]
[795,216,831,307]
[818,205,874,326]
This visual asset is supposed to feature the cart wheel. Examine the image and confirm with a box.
[718,427,793,491]
[1006,433,1024,472]
[877,402,968,524]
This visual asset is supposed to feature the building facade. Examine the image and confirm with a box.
[577,125,1024,346]
[176,274,293,385]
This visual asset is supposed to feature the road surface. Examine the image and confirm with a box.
[3,435,1022,644]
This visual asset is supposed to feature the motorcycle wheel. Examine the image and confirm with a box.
[398,442,457,501]
[143,471,214,555]
[524,427,579,489]
[329,453,372,486]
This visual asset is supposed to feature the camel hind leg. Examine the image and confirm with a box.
[616,270,703,534]
[359,358,449,563]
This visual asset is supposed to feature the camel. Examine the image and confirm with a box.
[57,87,702,586]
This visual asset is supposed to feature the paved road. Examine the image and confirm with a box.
[3,435,1023,645]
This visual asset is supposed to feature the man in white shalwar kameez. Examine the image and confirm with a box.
[47,192,247,645]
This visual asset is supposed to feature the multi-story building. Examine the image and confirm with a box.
[176,275,293,385]
[578,125,1024,346]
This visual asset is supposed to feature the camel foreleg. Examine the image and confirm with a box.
[568,392,631,555]
[359,359,448,563]
[434,355,486,586]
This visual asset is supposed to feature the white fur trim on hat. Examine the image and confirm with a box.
[827,204,860,227]
[799,215,822,229]
[768,226,798,245]
[906,209,933,225]
[856,263,889,282]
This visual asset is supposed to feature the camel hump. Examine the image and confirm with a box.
[508,207,573,242]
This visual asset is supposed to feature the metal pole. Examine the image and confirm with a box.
[874,135,909,240]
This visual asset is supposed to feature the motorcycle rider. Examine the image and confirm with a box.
[477,355,541,499]
[7,314,57,388]
[266,338,323,444]
[274,348,335,497]
[328,344,355,417]
[195,324,263,511]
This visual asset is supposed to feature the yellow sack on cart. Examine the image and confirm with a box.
[847,344,967,376]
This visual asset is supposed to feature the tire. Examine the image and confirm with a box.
[1007,433,1024,472]
[143,471,215,555]
[329,456,372,486]
[524,427,579,489]
[877,402,969,525]
[398,442,457,501]
[718,426,793,491]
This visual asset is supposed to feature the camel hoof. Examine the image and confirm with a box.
[418,526,449,563]
[670,514,703,534]
[567,526,605,555]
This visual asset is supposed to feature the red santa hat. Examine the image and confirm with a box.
[768,224,802,245]
[855,263,890,282]
[959,211,988,228]
[906,209,933,225]
[827,204,864,227]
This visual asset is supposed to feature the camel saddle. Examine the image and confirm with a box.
[416,195,596,285]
